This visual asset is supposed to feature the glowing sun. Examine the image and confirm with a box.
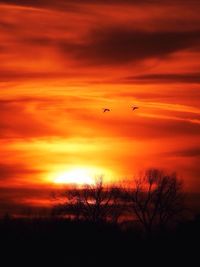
[53,168,96,185]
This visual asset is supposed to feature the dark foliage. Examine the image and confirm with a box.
[0,215,199,265]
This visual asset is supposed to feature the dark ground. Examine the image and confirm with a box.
[0,216,199,265]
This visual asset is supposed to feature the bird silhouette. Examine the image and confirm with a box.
[132,106,139,111]
[103,108,110,113]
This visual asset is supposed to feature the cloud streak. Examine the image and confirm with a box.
[123,73,200,84]
[0,163,41,179]
[59,28,200,66]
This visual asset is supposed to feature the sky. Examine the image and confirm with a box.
[0,0,200,213]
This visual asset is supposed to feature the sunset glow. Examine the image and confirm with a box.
[0,0,200,216]
[53,168,100,185]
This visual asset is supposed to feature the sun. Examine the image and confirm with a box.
[53,167,96,185]
[48,166,113,186]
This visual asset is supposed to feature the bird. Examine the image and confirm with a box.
[103,108,110,113]
[132,106,139,111]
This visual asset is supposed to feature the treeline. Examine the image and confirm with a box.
[0,169,199,264]
[52,168,185,236]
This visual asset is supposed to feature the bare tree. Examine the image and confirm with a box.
[126,169,184,235]
[53,176,123,223]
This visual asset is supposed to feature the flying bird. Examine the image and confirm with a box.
[132,106,139,111]
[103,108,110,113]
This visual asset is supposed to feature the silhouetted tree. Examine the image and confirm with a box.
[126,169,184,235]
[53,176,123,223]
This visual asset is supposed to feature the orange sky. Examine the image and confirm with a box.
[0,0,200,211]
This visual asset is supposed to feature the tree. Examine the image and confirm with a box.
[126,169,184,235]
[53,176,123,223]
